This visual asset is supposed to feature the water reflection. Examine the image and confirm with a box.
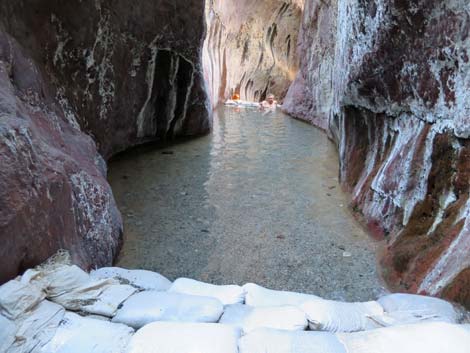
[108,107,384,301]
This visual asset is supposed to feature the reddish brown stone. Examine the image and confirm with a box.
[0,0,211,283]
[441,268,470,309]
[285,0,470,308]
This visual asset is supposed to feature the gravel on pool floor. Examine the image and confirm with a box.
[108,107,387,301]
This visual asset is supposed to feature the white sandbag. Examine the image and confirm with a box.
[243,283,321,307]
[239,328,347,353]
[0,314,16,352]
[23,264,135,317]
[169,278,245,305]
[7,300,65,353]
[337,322,470,353]
[126,322,241,353]
[41,265,97,296]
[377,293,460,323]
[219,304,308,333]
[112,291,224,329]
[90,267,172,291]
[40,312,134,353]
[36,265,117,312]
[301,299,384,332]
[0,279,45,319]
[81,284,137,317]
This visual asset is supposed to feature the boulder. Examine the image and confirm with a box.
[0,0,211,284]
[0,30,122,284]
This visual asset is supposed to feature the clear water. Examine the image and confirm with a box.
[108,107,385,301]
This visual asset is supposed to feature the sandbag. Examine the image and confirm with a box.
[300,299,383,332]
[112,291,224,329]
[219,304,308,333]
[29,264,137,316]
[0,279,45,320]
[376,293,461,324]
[126,322,241,353]
[40,265,99,296]
[239,328,347,353]
[81,284,137,317]
[169,278,245,305]
[0,314,16,352]
[243,283,320,307]
[7,300,65,353]
[40,312,134,353]
[337,322,470,353]
[90,267,172,291]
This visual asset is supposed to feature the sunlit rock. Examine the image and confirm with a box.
[283,0,470,308]
[203,0,303,105]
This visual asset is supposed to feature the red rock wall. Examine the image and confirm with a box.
[284,0,470,308]
[0,1,211,282]
[203,0,303,105]
[282,0,337,130]
[1,0,211,159]
[0,31,122,282]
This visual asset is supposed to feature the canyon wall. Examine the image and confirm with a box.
[284,0,470,307]
[0,0,210,282]
[203,0,303,105]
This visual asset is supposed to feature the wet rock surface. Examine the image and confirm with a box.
[283,0,470,308]
[110,107,384,302]
[203,0,303,104]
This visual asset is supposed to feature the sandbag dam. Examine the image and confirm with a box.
[0,1,469,352]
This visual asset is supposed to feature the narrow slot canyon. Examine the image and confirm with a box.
[109,107,383,302]
[0,0,470,352]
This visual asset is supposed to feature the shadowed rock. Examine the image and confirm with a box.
[0,0,211,282]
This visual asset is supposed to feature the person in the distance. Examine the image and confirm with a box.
[260,93,278,110]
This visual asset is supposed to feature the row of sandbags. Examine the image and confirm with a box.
[126,321,470,353]
[0,255,469,353]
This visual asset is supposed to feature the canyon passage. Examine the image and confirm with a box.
[109,106,385,302]
[1,0,469,314]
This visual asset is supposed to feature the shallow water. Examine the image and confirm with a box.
[109,107,385,301]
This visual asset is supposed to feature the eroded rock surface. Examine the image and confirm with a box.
[284,0,470,308]
[1,0,211,158]
[0,1,211,282]
[0,32,122,282]
[203,0,303,104]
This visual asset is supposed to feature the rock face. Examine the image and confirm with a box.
[203,0,303,105]
[282,0,336,131]
[1,0,211,159]
[284,0,470,308]
[0,31,122,282]
[0,1,211,282]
